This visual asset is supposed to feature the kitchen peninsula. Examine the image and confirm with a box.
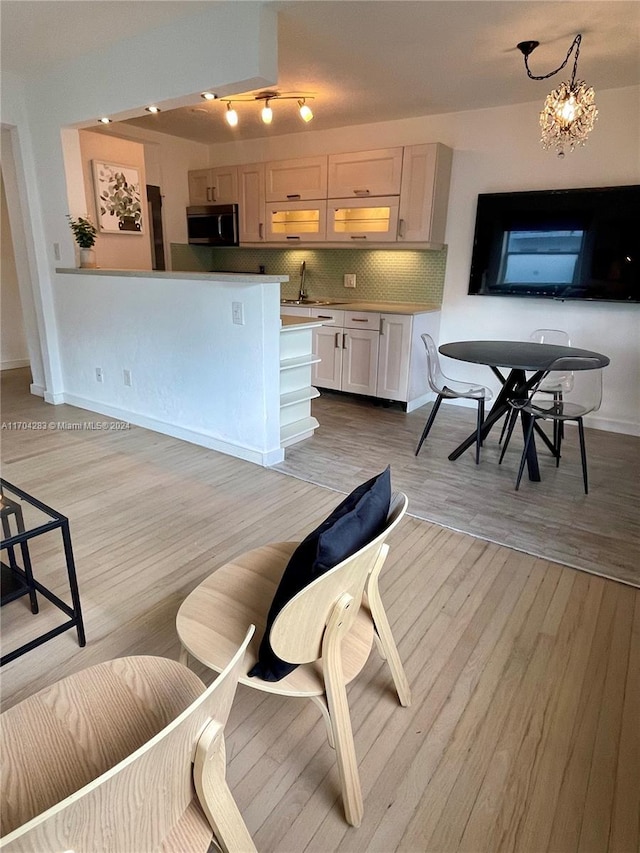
[54,268,296,465]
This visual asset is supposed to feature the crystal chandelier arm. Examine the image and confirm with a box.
[518,34,582,85]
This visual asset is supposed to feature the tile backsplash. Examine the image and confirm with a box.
[170,244,447,304]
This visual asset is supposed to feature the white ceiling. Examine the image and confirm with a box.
[2,1,639,145]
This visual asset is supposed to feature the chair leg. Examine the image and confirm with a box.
[498,408,519,465]
[366,545,411,707]
[323,594,364,827]
[515,416,536,491]
[193,723,257,853]
[310,695,336,749]
[475,398,485,464]
[415,394,444,455]
[577,418,589,494]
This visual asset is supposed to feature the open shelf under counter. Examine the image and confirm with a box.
[279,316,323,450]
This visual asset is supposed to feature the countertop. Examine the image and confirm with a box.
[281,300,440,315]
[280,316,325,330]
[56,268,288,283]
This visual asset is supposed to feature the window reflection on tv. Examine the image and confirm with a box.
[468,186,640,302]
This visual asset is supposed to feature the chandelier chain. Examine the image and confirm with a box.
[524,34,582,85]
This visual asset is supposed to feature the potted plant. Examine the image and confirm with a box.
[67,215,98,268]
[97,165,142,231]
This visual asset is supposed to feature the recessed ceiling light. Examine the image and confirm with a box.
[201,92,217,101]
[98,117,112,124]
[145,105,161,113]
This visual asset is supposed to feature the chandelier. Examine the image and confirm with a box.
[205,91,315,128]
[517,34,598,158]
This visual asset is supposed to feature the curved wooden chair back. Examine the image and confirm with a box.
[270,492,407,665]
[0,627,256,853]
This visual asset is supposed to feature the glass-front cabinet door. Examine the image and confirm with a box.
[266,200,327,242]
[327,196,400,242]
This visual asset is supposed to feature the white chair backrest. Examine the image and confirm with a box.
[421,333,448,394]
[0,628,254,853]
[530,328,571,346]
[270,492,407,665]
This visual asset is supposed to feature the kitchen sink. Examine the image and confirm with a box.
[281,298,346,306]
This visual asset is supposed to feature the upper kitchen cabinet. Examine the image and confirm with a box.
[265,156,328,201]
[188,166,238,205]
[327,148,404,199]
[327,196,400,242]
[265,199,327,242]
[398,144,453,244]
[238,163,265,243]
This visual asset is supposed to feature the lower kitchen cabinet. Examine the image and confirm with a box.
[376,313,412,400]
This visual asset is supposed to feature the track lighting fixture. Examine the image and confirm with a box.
[517,33,597,158]
[145,106,161,113]
[219,91,316,127]
[98,117,112,124]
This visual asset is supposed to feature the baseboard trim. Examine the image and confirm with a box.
[61,393,284,466]
[29,384,45,398]
[1,359,30,371]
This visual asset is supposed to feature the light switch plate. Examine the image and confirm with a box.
[232,302,245,325]
[344,274,356,288]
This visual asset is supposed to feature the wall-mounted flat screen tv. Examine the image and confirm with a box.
[468,185,640,302]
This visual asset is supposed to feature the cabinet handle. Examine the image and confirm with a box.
[206,187,212,203]
[286,235,301,240]
[398,218,406,239]
[211,186,217,202]
[317,315,332,320]
[380,318,385,336]
[350,317,368,323]
[259,222,264,239]
[335,332,341,348]
[350,235,367,240]
[286,194,301,199]
[343,333,347,349]
[353,189,370,195]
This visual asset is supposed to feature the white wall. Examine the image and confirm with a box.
[55,272,283,464]
[204,85,640,434]
[1,170,29,369]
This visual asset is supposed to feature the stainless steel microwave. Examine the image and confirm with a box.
[186,204,239,246]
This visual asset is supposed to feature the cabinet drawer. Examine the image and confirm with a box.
[309,308,344,325]
[343,311,380,331]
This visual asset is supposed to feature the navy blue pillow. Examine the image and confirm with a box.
[248,466,391,682]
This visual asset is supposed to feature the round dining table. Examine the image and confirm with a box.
[439,340,610,479]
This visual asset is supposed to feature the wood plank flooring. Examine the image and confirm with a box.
[276,390,640,587]
[1,368,638,852]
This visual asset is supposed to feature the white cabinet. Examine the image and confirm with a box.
[266,200,327,242]
[188,166,238,205]
[311,309,380,397]
[265,156,328,201]
[327,148,404,199]
[327,196,400,243]
[238,163,265,243]
[376,313,412,400]
[398,143,453,244]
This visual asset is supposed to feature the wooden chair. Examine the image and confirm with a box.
[176,492,411,828]
[0,627,256,853]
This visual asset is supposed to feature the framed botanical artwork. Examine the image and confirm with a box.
[92,161,144,234]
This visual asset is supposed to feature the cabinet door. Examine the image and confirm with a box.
[328,148,403,198]
[327,197,399,243]
[188,169,212,205]
[342,329,379,396]
[376,314,412,401]
[398,144,453,244]
[209,166,238,204]
[265,156,328,201]
[238,163,265,242]
[266,200,327,242]
[313,325,343,389]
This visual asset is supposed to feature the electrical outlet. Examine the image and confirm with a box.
[344,274,356,289]
[95,367,104,383]
[123,369,132,387]
[53,243,61,261]
[232,301,245,325]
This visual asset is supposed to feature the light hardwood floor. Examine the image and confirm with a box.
[1,368,638,852]
[276,391,640,588]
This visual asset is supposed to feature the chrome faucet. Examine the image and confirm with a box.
[298,261,307,301]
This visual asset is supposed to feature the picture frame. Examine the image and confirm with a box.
[92,160,144,234]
